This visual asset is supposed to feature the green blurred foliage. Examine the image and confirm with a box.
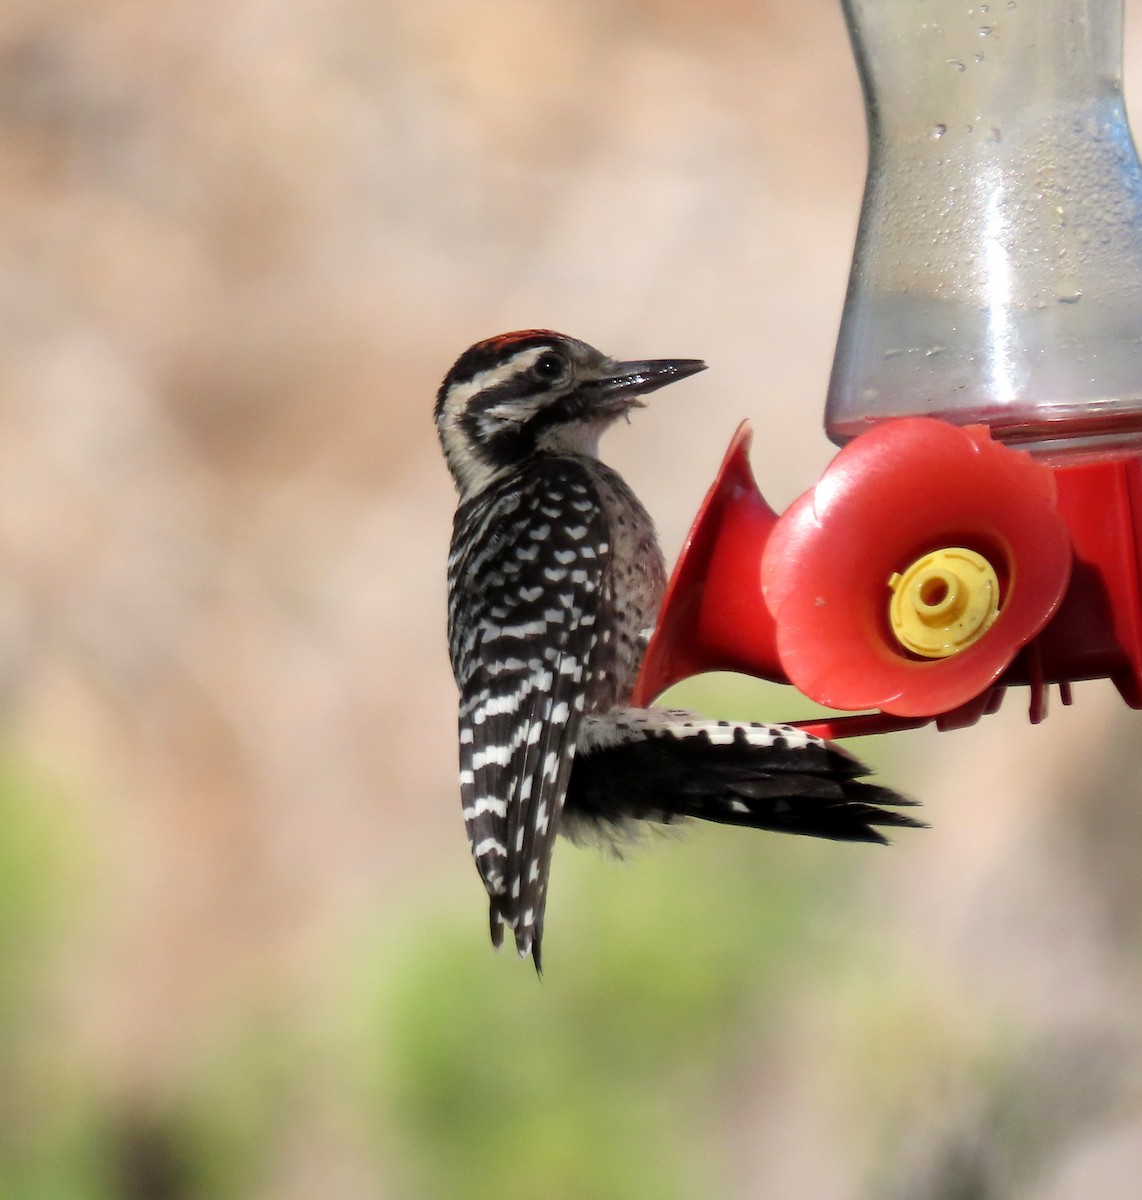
[365,773,882,1200]
[0,762,72,1027]
[0,756,112,1200]
[169,1016,302,1200]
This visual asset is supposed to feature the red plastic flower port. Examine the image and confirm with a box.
[760,418,1073,717]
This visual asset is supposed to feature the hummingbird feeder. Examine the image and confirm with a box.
[633,0,1142,739]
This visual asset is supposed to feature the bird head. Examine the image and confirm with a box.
[435,330,706,497]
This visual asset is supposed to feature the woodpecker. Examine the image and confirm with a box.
[437,330,921,970]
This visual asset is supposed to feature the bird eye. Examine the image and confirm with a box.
[533,351,569,382]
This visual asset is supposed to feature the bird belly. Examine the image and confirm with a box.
[587,464,666,710]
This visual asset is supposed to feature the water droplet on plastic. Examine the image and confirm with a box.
[931,124,947,138]
[980,25,993,35]
[1058,291,1083,304]
[975,53,985,63]
[948,58,966,72]
[988,127,1002,142]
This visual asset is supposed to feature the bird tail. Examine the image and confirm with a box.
[487,895,546,974]
[566,706,923,844]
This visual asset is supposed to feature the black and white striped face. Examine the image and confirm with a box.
[435,330,705,498]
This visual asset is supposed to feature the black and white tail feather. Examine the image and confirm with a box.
[437,331,922,973]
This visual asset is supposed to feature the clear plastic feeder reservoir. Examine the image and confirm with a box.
[827,0,1142,459]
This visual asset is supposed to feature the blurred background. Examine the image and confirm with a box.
[3,0,1142,1196]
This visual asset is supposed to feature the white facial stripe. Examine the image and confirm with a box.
[438,409,497,497]
[438,346,554,496]
[483,396,547,425]
[443,347,549,427]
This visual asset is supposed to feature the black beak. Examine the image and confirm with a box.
[592,357,707,407]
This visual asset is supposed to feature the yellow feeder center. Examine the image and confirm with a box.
[887,547,1001,659]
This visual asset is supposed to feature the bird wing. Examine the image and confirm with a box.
[447,464,609,966]
[569,708,924,843]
